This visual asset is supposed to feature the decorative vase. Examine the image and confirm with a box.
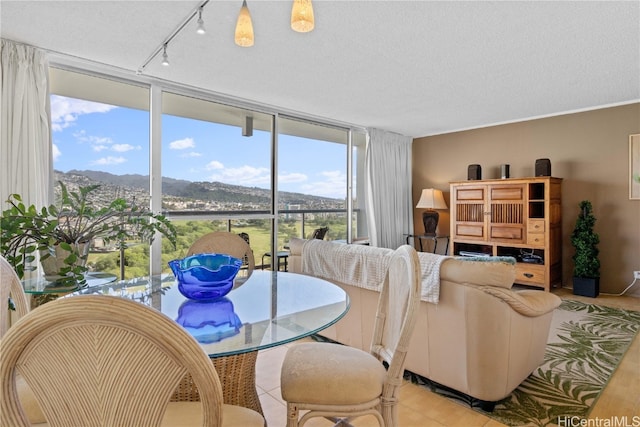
[573,276,599,298]
[39,242,90,282]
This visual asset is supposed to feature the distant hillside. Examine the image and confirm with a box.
[56,170,343,209]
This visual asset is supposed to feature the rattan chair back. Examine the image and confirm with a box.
[0,255,30,337]
[0,295,224,427]
[371,244,422,425]
[187,231,255,277]
[280,244,421,427]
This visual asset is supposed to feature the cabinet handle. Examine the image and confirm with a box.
[524,273,534,278]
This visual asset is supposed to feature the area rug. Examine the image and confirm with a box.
[406,300,640,427]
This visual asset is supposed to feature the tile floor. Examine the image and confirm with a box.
[254,288,639,426]
[255,338,503,427]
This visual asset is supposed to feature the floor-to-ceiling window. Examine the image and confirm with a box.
[49,68,154,279]
[48,65,368,277]
[278,117,348,247]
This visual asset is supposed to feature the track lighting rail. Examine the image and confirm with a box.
[137,0,209,74]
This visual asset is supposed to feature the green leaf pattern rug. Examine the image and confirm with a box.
[409,300,640,427]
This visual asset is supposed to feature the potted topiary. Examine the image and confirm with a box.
[1,181,177,286]
[570,200,600,297]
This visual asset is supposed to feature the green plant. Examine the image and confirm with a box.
[1,182,177,284]
[570,200,600,278]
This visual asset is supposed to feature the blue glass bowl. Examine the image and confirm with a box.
[168,254,243,301]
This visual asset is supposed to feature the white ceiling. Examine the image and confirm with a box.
[1,1,639,138]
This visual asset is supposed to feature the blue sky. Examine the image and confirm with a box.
[50,95,347,198]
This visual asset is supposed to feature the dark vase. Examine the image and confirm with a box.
[573,276,600,298]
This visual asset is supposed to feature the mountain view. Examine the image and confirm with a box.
[55,170,345,212]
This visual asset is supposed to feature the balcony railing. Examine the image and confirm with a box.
[109,207,366,279]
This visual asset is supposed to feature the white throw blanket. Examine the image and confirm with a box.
[300,240,448,303]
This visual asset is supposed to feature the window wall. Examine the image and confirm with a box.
[48,66,367,276]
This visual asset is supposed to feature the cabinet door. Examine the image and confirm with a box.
[451,185,487,241]
[488,184,525,243]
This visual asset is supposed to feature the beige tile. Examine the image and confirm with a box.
[256,344,289,393]
[257,293,639,426]
[259,390,287,427]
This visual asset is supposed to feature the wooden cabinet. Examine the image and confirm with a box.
[449,177,562,291]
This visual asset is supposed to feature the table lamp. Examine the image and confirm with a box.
[416,188,448,235]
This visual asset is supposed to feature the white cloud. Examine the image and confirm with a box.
[180,152,202,158]
[50,95,117,132]
[205,160,224,170]
[209,165,270,186]
[169,138,195,150]
[92,156,126,166]
[279,172,307,184]
[300,170,346,198]
[52,144,61,162]
[74,130,115,150]
[112,144,140,152]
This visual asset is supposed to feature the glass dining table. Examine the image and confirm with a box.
[70,269,350,416]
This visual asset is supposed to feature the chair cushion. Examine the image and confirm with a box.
[220,403,265,427]
[161,402,264,427]
[281,342,387,405]
[20,401,264,427]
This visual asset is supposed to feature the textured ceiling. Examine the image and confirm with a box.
[1,1,638,137]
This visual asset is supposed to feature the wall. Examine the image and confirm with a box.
[412,103,640,295]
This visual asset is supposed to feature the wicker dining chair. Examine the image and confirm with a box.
[0,294,264,427]
[1,255,54,425]
[0,255,29,337]
[187,231,255,281]
[280,245,422,427]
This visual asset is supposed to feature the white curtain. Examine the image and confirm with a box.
[365,128,413,249]
[0,39,53,209]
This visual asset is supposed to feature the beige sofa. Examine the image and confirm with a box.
[288,238,561,407]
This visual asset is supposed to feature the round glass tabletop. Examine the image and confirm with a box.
[71,270,350,357]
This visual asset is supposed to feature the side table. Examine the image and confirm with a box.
[261,251,290,271]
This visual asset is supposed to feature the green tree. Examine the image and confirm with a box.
[570,200,600,278]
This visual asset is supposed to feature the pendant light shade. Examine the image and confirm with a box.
[235,0,254,47]
[291,0,314,32]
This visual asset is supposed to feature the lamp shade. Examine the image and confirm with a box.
[416,189,448,210]
[235,0,254,47]
[291,0,315,32]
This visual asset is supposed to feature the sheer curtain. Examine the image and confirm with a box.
[0,39,53,208]
[365,128,413,249]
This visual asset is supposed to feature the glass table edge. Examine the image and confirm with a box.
[205,296,351,358]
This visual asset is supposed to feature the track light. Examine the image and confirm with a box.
[139,0,318,72]
[196,6,206,34]
[291,0,314,33]
[235,0,254,47]
[161,44,169,66]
